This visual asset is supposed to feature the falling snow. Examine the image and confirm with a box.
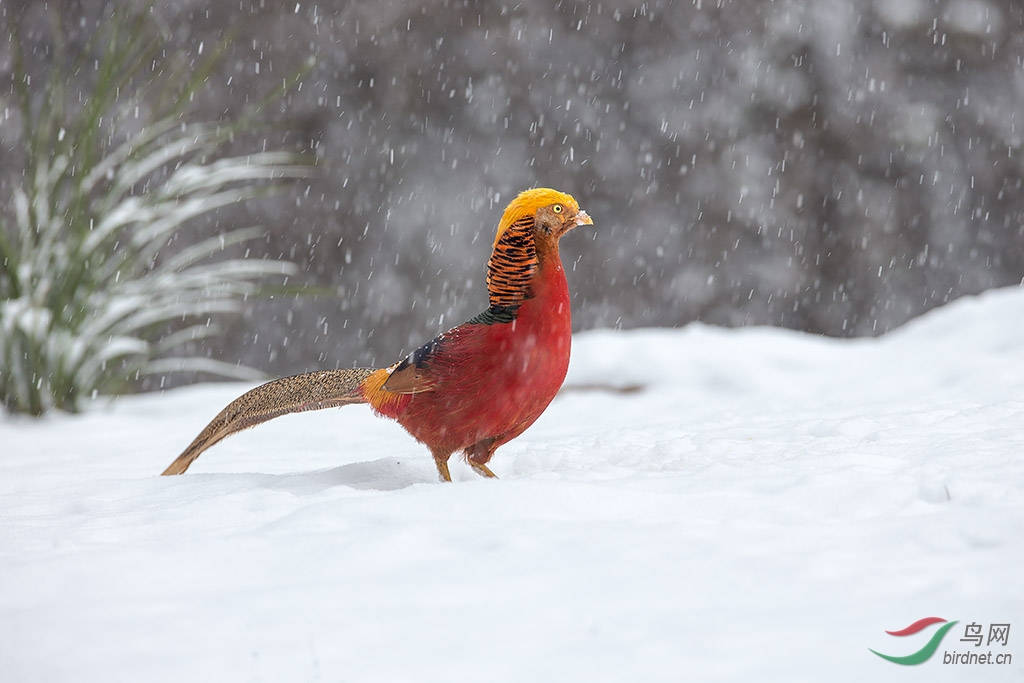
[3,5,1024,678]
[5,2,1021,384]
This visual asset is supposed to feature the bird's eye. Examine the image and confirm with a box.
[553,204,563,213]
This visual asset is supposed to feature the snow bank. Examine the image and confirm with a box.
[1,287,1022,682]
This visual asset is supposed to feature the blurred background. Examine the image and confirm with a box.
[2,0,1023,402]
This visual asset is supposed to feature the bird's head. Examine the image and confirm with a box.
[493,188,593,248]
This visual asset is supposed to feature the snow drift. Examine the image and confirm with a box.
[1,286,1022,682]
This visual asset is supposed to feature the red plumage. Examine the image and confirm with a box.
[368,252,572,461]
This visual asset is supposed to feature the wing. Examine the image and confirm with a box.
[381,304,517,395]
[382,334,444,394]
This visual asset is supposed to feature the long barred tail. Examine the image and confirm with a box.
[161,368,378,475]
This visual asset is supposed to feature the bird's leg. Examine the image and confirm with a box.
[464,438,499,479]
[432,449,454,482]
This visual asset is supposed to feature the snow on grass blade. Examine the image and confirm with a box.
[0,10,311,415]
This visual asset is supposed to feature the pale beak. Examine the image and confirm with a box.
[574,210,593,227]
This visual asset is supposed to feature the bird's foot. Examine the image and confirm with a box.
[468,461,498,479]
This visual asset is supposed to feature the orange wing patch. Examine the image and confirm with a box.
[360,365,412,415]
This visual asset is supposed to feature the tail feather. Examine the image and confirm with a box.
[161,368,377,475]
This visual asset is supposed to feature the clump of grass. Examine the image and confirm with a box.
[0,10,310,415]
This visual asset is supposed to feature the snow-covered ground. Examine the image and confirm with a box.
[2,287,1022,682]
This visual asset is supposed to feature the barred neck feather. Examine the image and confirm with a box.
[485,215,538,309]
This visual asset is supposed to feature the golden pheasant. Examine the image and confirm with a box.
[161,187,593,481]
